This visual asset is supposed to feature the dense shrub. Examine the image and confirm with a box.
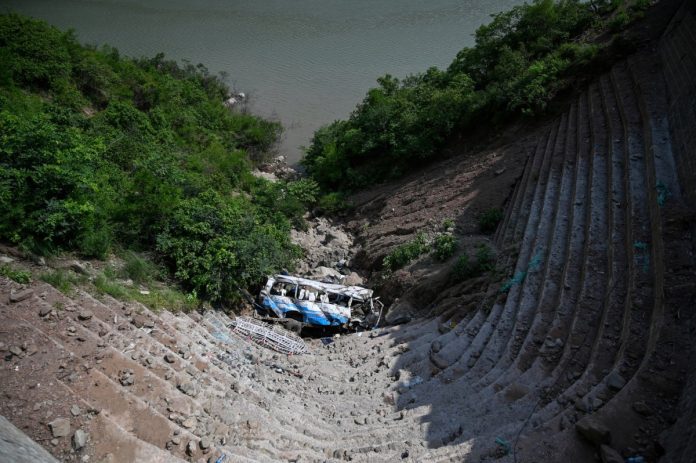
[317,192,349,214]
[433,234,458,261]
[383,233,428,271]
[303,0,625,190]
[156,191,300,302]
[0,14,297,304]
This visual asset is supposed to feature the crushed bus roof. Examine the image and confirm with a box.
[267,274,374,302]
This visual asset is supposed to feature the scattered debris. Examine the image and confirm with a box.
[229,317,309,355]
[118,369,135,386]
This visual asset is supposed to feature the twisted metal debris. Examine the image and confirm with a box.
[230,316,310,355]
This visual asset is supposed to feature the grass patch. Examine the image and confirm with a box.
[0,264,31,284]
[94,273,130,300]
[39,269,85,294]
[93,271,198,313]
[120,251,158,284]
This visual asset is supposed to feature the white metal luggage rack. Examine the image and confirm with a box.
[229,316,310,355]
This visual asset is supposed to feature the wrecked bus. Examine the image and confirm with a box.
[257,274,383,332]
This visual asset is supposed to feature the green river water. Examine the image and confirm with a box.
[4,0,521,162]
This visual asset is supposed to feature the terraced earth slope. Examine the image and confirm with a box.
[2,1,696,462]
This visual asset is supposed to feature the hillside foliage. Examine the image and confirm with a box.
[303,0,644,190]
[0,14,308,302]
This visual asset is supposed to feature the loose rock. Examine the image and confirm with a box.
[199,437,211,450]
[10,289,33,303]
[575,416,611,445]
[48,418,71,438]
[9,345,22,357]
[72,429,88,450]
[606,371,626,391]
[632,401,654,416]
[599,445,623,463]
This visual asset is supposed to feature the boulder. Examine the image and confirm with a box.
[68,261,89,275]
[632,401,654,416]
[575,416,611,445]
[343,272,364,286]
[429,351,450,369]
[385,300,414,325]
[48,418,70,438]
[308,266,343,282]
[72,429,88,450]
[9,289,33,303]
[600,445,623,463]
[605,371,626,391]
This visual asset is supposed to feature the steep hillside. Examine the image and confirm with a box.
[1,0,695,462]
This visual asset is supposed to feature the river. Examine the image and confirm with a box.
[5,0,522,163]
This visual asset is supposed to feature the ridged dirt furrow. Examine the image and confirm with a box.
[572,79,621,392]
[628,54,681,198]
[522,93,590,385]
[69,292,339,451]
[534,85,607,405]
[586,75,629,383]
[0,307,187,463]
[475,110,571,390]
[70,292,231,399]
[486,90,591,407]
[0,286,201,460]
[609,63,655,381]
[472,102,578,399]
[513,100,579,375]
[495,132,545,248]
[511,127,553,247]
[459,119,560,381]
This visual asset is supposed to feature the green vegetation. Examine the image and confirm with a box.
[93,269,198,313]
[120,251,159,284]
[0,14,303,303]
[441,218,455,231]
[0,264,31,284]
[39,269,86,294]
[452,244,495,281]
[303,0,639,190]
[383,231,462,270]
[382,233,428,272]
[478,208,504,234]
[433,234,458,261]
